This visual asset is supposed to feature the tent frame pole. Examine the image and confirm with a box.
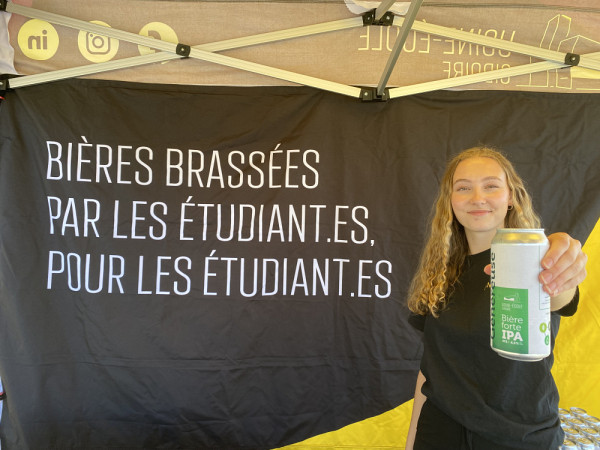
[374,0,398,21]
[388,51,600,99]
[376,0,423,97]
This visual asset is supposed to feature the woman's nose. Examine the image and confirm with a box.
[470,187,486,203]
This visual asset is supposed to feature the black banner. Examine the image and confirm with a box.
[0,80,599,449]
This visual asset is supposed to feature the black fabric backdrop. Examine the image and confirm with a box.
[0,80,599,449]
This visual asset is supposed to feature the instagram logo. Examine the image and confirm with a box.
[78,20,119,62]
[85,32,111,55]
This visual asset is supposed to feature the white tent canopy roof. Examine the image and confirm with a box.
[2,0,600,97]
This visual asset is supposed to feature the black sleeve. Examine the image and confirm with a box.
[408,312,426,332]
[554,286,579,317]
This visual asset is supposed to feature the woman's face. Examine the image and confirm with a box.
[451,157,512,242]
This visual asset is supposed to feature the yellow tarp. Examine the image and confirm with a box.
[553,218,600,412]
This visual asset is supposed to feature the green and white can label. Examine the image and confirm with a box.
[490,229,550,361]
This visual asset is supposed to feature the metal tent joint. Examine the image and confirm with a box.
[362,9,395,27]
[360,87,390,102]
[176,44,192,58]
[564,53,580,66]
[0,74,17,92]
[0,75,24,99]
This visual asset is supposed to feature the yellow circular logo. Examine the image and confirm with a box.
[138,22,179,56]
[17,19,59,61]
[78,21,119,63]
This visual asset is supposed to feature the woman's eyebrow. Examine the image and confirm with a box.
[453,176,503,186]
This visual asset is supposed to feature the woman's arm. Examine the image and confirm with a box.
[405,370,427,450]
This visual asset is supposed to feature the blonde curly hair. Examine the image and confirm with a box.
[407,146,541,317]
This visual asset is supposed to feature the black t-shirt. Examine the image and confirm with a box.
[409,249,579,450]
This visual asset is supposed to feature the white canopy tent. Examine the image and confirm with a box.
[2,0,600,99]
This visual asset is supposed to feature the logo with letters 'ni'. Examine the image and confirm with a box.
[17,19,59,60]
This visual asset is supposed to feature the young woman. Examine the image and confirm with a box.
[405,147,587,450]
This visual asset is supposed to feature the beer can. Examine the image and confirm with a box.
[562,426,581,439]
[560,439,578,449]
[571,407,589,419]
[581,427,600,440]
[490,228,550,361]
[569,418,588,430]
[572,435,595,449]
[560,408,573,420]
[584,416,600,430]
